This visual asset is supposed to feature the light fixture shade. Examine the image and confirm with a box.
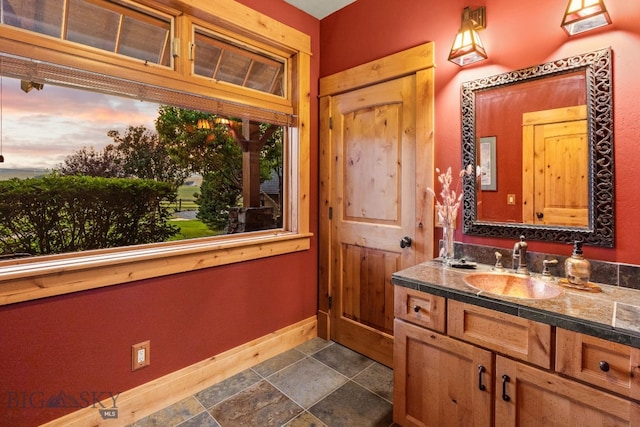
[561,0,612,35]
[448,19,488,66]
[197,118,212,130]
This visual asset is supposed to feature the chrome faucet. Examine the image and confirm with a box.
[512,235,529,275]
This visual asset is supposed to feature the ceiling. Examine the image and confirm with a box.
[283,0,357,19]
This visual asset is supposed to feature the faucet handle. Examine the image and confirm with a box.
[494,251,505,271]
[542,259,559,277]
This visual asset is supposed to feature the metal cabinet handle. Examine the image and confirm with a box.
[400,236,412,248]
[413,305,420,313]
[502,374,511,401]
[599,361,610,372]
[478,365,486,391]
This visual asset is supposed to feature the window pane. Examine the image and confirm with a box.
[1,0,64,38]
[193,28,285,97]
[66,0,119,51]
[118,15,170,66]
[0,74,284,257]
[246,61,282,95]
[193,33,222,77]
[217,50,252,86]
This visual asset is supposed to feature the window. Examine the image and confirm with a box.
[0,71,285,256]
[2,0,172,66]
[0,0,311,305]
[193,27,285,96]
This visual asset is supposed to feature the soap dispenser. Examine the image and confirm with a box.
[565,241,591,286]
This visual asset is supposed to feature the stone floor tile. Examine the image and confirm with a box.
[353,362,394,403]
[252,348,307,377]
[128,397,204,427]
[294,337,333,356]
[309,381,393,427]
[175,410,220,427]
[312,343,374,378]
[208,380,303,426]
[267,357,348,409]
[194,369,262,409]
[284,410,328,426]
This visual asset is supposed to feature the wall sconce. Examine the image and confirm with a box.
[561,0,612,36]
[448,7,487,67]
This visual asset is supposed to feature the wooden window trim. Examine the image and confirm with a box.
[0,0,311,306]
[0,232,312,306]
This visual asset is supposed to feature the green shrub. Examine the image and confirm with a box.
[0,175,178,256]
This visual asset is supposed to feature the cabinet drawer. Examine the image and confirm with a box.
[556,328,640,400]
[448,300,552,369]
[394,286,445,333]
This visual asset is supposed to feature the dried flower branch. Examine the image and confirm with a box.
[426,165,474,227]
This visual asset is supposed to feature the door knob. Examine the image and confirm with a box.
[536,212,544,219]
[400,236,412,248]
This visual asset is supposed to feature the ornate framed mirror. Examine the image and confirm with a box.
[461,47,613,247]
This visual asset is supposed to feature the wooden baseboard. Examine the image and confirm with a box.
[43,316,317,426]
[317,309,330,339]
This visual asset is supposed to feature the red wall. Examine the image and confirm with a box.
[0,2,320,426]
[321,0,640,264]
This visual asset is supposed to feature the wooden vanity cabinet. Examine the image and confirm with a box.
[393,319,493,426]
[394,287,640,426]
[556,328,640,400]
[393,287,492,426]
[497,355,640,426]
[447,300,552,369]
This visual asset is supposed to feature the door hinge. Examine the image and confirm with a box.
[329,116,333,130]
[328,206,333,220]
[328,296,333,310]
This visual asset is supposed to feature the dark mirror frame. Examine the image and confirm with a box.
[461,47,614,247]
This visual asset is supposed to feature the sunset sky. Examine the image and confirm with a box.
[0,75,159,170]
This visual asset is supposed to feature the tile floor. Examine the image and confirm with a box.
[128,338,395,427]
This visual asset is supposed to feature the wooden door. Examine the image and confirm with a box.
[394,319,493,427]
[329,76,416,366]
[522,105,588,227]
[496,355,640,426]
[318,44,435,367]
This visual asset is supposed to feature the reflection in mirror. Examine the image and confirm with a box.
[461,48,614,247]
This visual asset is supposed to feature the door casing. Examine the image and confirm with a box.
[318,43,436,365]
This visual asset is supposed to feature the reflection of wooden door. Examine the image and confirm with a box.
[522,105,588,227]
[318,44,435,367]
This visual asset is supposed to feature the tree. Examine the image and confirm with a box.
[58,145,124,177]
[259,124,283,219]
[107,125,189,188]
[155,106,243,230]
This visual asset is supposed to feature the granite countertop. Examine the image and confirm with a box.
[391,260,640,348]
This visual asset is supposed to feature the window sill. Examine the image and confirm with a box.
[0,232,312,306]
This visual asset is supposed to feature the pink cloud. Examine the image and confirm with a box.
[0,76,159,169]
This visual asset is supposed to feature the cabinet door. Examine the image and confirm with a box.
[394,319,493,427]
[496,355,640,426]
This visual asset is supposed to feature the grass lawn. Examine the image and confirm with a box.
[164,185,200,211]
[168,219,221,240]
